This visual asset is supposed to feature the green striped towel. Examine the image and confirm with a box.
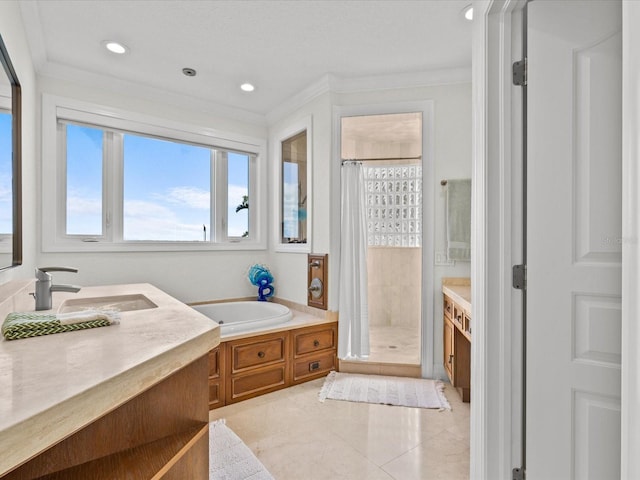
[2,310,120,341]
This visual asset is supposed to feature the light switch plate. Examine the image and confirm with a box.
[435,251,455,266]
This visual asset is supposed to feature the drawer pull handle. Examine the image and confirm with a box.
[257,351,265,358]
[313,340,320,347]
[310,361,320,371]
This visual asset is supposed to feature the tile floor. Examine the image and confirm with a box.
[209,377,470,480]
[368,325,421,364]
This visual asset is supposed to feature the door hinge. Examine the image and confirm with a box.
[512,467,525,480]
[512,264,526,290]
[513,58,527,86]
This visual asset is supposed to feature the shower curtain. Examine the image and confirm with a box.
[338,161,369,359]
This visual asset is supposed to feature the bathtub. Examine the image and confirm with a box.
[192,301,292,336]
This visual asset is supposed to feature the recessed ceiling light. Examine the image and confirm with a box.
[240,83,255,92]
[182,67,197,77]
[103,41,128,54]
[462,5,473,21]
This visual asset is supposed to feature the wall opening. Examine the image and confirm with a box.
[341,112,422,365]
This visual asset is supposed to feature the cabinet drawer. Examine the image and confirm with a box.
[292,351,336,383]
[228,365,287,403]
[294,326,336,356]
[208,379,224,409]
[230,335,286,373]
[463,313,472,337]
[453,305,464,327]
[444,296,454,319]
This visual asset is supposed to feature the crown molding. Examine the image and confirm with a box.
[265,67,471,125]
[265,74,333,126]
[37,61,267,126]
[19,0,47,71]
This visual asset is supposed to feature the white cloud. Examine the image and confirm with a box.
[228,184,248,207]
[124,200,206,241]
[160,186,210,210]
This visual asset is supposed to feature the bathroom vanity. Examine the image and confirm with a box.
[442,278,471,402]
[0,281,219,479]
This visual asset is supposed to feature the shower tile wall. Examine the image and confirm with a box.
[367,246,422,327]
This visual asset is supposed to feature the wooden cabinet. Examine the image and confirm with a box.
[5,356,210,479]
[211,321,338,409]
[291,323,338,384]
[443,292,471,402]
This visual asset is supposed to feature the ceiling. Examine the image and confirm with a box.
[19,0,473,122]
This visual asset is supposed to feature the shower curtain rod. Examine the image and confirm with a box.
[341,156,422,164]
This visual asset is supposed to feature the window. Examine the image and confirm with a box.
[122,133,211,241]
[281,130,307,244]
[66,124,103,236]
[274,116,312,253]
[42,95,266,251]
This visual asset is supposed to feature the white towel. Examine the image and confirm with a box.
[57,309,121,326]
[446,179,472,261]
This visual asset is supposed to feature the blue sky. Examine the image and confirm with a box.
[0,113,11,235]
[66,124,249,240]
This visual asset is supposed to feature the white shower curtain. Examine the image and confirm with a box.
[338,161,369,359]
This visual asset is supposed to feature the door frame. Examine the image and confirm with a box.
[330,100,435,377]
[473,0,640,478]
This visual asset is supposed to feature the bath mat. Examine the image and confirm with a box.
[318,371,451,410]
[210,419,274,480]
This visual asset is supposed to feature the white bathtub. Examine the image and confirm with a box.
[192,301,292,336]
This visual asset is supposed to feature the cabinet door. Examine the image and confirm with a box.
[443,316,454,384]
[208,344,225,409]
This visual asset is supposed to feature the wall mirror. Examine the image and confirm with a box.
[0,34,22,270]
[275,116,312,253]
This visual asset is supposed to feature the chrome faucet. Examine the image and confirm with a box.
[33,267,81,311]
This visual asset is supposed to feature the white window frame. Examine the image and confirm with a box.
[42,94,267,252]
[273,115,313,253]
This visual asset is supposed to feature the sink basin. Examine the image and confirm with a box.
[58,294,158,313]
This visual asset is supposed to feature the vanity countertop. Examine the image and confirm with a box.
[442,277,471,312]
[0,282,219,477]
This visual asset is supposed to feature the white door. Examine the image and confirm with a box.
[527,1,622,479]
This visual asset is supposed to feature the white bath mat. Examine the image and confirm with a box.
[210,419,274,480]
[318,371,451,410]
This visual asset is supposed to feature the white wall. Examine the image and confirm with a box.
[34,77,270,303]
[267,92,333,305]
[0,1,37,286]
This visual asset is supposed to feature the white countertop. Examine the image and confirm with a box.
[0,282,219,476]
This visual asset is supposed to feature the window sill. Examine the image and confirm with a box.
[41,240,267,253]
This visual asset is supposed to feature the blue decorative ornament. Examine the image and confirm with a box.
[248,264,275,301]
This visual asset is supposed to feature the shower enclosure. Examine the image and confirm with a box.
[341,112,423,366]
